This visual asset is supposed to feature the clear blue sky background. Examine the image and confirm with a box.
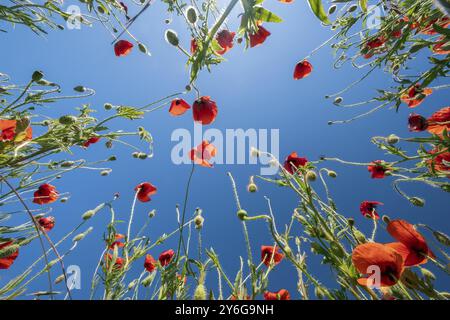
[1,1,449,299]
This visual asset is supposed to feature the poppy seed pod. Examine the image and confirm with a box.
[237,209,248,220]
[165,29,179,46]
[432,230,450,246]
[186,6,198,24]
[104,103,113,110]
[409,197,425,207]
[194,215,204,229]
[387,134,399,145]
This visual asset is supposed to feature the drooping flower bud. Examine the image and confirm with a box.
[386,134,399,145]
[409,197,425,207]
[327,170,337,178]
[237,209,248,221]
[186,6,198,24]
[165,29,179,46]
[32,70,44,82]
[306,170,317,182]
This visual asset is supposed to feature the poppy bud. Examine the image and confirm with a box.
[194,284,207,300]
[334,97,343,104]
[73,227,93,242]
[347,218,355,227]
[82,210,95,220]
[386,134,399,145]
[409,197,425,207]
[237,209,248,221]
[295,214,308,225]
[138,153,148,160]
[328,5,337,15]
[348,4,358,12]
[132,152,139,158]
[73,86,86,93]
[138,42,149,55]
[54,274,65,285]
[165,29,179,46]
[60,161,74,168]
[141,274,153,287]
[100,169,111,176]
[32,71,44,82]
[186,6,198,24]
[382,215,390,224]
[327,170,337,178]
[247,183,258,193]
[60,197,68,203]
[164,19,171,24]
[433,230,450,246]
[441,184,450,193]
[306,171,317,182]
[104,103,113,110]
[148,209,156,218]
[194,215,204,229]
[353,229,366,243]
[128,280,137,290]
[185,84,192,91]
[420,268,435,281]
[58,115,77,125]
[401,269,421,289]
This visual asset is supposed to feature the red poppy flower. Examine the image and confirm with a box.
[366,36,386,49]
[261,245,284,267]
[249,25,271,48]
[401,84,433,108]
[169,98,191,116]
[216,30,235,55]
[158,249,175,267]
[427,106,450,136]
[193,96,218,125]
[391,29,402,38]
[367,160,389,179]
[264,289,290,300]
[0,119,32,142]
[428,148,450,176]
[134,182,157,202]
[114,40,133,57]
[293,60,313,80]
[432,37,450,55]
[386,219,433,266]
[190,38,198,54]
[283,152,308,174]
[33,183,59,205]
[421,17,450,35]
[109,234,125,249]
[0,241,19,270]
[38,216,55,232]
[83,136,100,147]
[144,254,157,273]
[190,140,217,168]
[105,253,124,269]
[352,242,404,287]
[408,113,428,132]
[359,201,383,219]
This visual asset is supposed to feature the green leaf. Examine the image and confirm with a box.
[307,0,331,25]
[433,23,450,37]
[359,0,368,12]
[253,7,283,23]
[116,106,144,120]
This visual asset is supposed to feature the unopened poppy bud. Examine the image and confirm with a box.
[327,170,337,178]
[132,152,139,158]
[353,229,366,243]
[73,85,86,93]
[334,96,343,104]
[138,153,148,159]
[247,183,257,193]
[409,197,425,207]
[328,5,337,14]
[32,70,44,82]
[295,214,308,225]
[104,103,113,110]
[347,218,354,227]
[284,246,292,255]
[306,170,317,182]
[138,42,149,54]
[141,274,153,287]
[128,280,137,289]
[348,4,358,12]
[387,134,399,145]
[58,115,77,125]
[60,161,75,168]
[164,18,171,24]
[186,6,198,24]
[237,209,248,221]
[382,215,390,224]
[148,209,156,218]
[185,84,192,91]
[433,230,450,246]
[60,197,68,203]
[100,169,111,176]
[54,274,65,285]
[420,268,435,281]
[82,210,95,220]
[46,259,58,269]
[194,283,207,300]
[165,29,179,46]
[108,155,116,161]
[401,269,421,289]
[194,215,204,229]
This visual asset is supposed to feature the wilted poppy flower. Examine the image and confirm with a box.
[386,219,433,266]
[114,40,133,57]
[134,182,157,202]
[408,113,428,132]
[38,216,55,232]
[0,241,19,270]
[261,245,284,267]
[359,201,383,219]
[428,148,450,176]
[83,136,100,147]
[427,106,450,135]
[0,119,32,142]
[264,289,290,300]
[293,60,313,80]
[352,243,404,287]
[144,254,157,273]
[368,160,389,179]
[193,96,218,125]
[283,152,308,174]
[109,234,125,249]
[105,253,124,269]
[190,38,198,54]
[169,98,191,116]
[401,84,433,108]
[190,140,217,168]
[216,30,235,55]
[249,25,271,48]
[33,183,59,205]
[159,249,175,267]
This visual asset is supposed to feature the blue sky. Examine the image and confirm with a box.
[1,1,449,298]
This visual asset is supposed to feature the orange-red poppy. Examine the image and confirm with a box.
[33,183,59,205]
[0,119,32,142]
[38,216,55,232]
[159,249,175,267]
[0,241,19,270]
[359,201,382,219]
[427,106,450,136]
[293,60,313,80]
[190,140,217,168]
[401,84,433,108]
[169,98,191,116]
[109,234,125,250]
[83,136,100,147]
[134,182,157,202]
[105,253,124,269]
[283,152,308,174]
[408,113,428,132]
[261,245,284,267]
[193,96,218,125]
[114,40,133,57]
[264,289,290,300]
[216,30,235,55]
[352,242,404,287]
[386,219,433,266]
[368,160,389,179]
[144,254,157,273]
[249,25,271,48]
